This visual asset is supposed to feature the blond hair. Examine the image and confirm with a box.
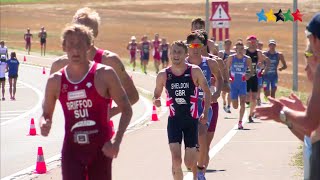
[61,24,94,47]
[72,7,101,38]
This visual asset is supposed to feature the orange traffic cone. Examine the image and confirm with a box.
[42,67,46,75]
[23,56,26,62]
[28,118,37,136]
[35,147,47,174]
[151,105,159,121]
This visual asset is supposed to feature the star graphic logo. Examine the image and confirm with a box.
[283,9,294,22]
[256,9,267,22]
[274,9,284,22]
[74,85,78,90]
[292,9,303,22]
[86,82,92,88]
[265,9,276,22]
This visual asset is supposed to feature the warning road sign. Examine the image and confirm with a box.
[210,2,231,21]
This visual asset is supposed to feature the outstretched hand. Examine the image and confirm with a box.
[102,140,120,158]
[279,93,306,112]
[255,97,283,122]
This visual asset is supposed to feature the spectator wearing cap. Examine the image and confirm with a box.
[255,13,320,180]
[6,52,19,100]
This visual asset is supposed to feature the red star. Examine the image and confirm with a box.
[291,9,303,22]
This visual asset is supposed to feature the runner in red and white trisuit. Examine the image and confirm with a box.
[151,33,161,74]
[50,7,139,119]
[40,24,132,180]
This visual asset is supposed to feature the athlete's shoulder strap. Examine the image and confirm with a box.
[93,49,104,63]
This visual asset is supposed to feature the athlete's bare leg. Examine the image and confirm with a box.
[197,124,208,171]
[204,132,214,170]
[184,147,198,180]
[12,78,17,99]
[232,99,239,109]
[239,95,246,122]
[169,143,183,180]
[249,92,257,117]
[154,59,160,74]
[1,80,5,99]
[271,88,277,98]
[222,91,227,106]
[9,78,13,99]
[44,43,46,56]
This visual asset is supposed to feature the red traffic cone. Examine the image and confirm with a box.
[28,118,37,136]
[151,105,159,121]
[35,147,47,174]
[23,56,26,62]
[42,67,46,75]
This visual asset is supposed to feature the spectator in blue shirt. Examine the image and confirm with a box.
[6,52,19,100]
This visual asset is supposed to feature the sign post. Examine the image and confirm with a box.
[210,1,231,50]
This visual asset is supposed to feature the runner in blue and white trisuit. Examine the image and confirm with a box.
[263,39,287,98]
[186,31,222,180]
[218,39,235,113]
[227,41,253,129]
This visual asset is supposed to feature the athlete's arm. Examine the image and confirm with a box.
[278,52,287,71]
[259,51,270,75]
[103,67,132,145]
[103,53,139,116]
[126,43,130,50]
[40,73,60,136]
[208,59,222,102]
[153,70,166,107]
[226,56,233,77]
[38,32,41,38]
[216,57,230,92]
[193,66,211,124]
[218,51,224,59]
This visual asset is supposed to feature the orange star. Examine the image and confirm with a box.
[291,9,303,22]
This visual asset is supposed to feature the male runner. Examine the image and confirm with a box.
[159,37,169,69]
[138,35,151,74]
[263,39,287,98]
[191,18,219,56]
[0,55,7,100]
[38,26,47,56]
[40,24,132,180]
[153,40,211,180]
[195,30,225,171]
[6,52,19,100]
[256,40,264,106]
[24,28,33,55]
[227,41,253,129]
[50,7,139,118]
[0,41,9,59]
[151,33,161,74]
[218,39,235,113]
[245,35,270,123]
[186,32,222,180]
[126,36,137,71]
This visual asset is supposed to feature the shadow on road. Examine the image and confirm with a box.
[206,169,226,173]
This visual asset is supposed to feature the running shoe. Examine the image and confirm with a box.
[227,105,231,113]
[257,98,261,106]
[197,171,206,180]
[248,116,254,123]
[238,122,244,130]
[223,105,228,113]
[1,97,5,101]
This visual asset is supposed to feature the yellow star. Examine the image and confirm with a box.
[265,9,276,22]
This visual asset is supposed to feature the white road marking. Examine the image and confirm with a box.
[184,111,249,179]
[0,80,43,126]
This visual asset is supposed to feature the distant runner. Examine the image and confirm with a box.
[38,26,47,56]
[127,36,138,71]
[24,28,33,55]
